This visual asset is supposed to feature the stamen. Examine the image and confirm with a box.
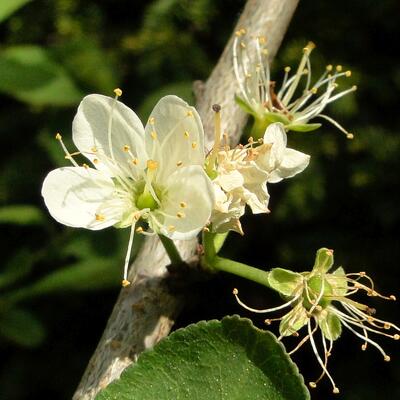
[55,132,79,167]
[95,214,105,221]
[179,202,187,208]
[176,212,185,218]
[122,222,136,286]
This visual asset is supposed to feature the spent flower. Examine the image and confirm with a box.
[42,91,214,286]
[233,29,356,139]
[233,248,399,394]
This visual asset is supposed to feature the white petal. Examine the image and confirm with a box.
[262,123,287,168]
[72,94,147,177]
[218,170,244,192]
[268,148,310,183]
[41,166,122,230]
[152,165,214,240]
[145,96,205,183]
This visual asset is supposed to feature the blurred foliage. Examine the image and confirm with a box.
[0,0,399,399]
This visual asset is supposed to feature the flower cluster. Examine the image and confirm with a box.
[42,91,214,286]
[233,248,399,393]
[209,122,309,234]
[233,29,356,138]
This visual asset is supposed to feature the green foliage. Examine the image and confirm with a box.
[0,0,31,23]
[0,46,83,106]
[96,316,310,400]
[0,205,45,226]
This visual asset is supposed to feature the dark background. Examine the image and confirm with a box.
[0,0,399,399]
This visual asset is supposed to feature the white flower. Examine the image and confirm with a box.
[210,123,309,233]
[233,29,356,137]
[42,92,214,285]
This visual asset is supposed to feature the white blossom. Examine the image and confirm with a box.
[42,92,214,285]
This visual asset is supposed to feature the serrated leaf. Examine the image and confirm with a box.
[97,316,310,400]
[312,248,334,273]
[0,308,45,347]
[286,123,321,132]
[268,268,303,296]
[0,205,45,225]
[0,0,31,23]
[0,46,82,106]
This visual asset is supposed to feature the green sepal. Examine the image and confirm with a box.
[235,94,257,117]
[286,123,321,132]
[327,266,348,297]
[318,310,342,341]
[268,268,303,296]
[312,248,334,273]
[264,112,291,125]
[279,303,308,337]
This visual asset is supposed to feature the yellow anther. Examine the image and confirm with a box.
[235,30,242,37]
[191,141,197,149]
[179,201,187,208]
[136,226,144,233]
[345,70,352,77]
[95,214,105,222]
[336,65,343,72]
[91,146,98,153]
[384,355,391,362]
[264,319,271,325]
[93,158,99,164]
[132,158,138,165]
[326,64,333,71]
[55,132,62,140]
[261,49,268,55]
[303,41,316,54]
[240,42,246,49]
[311,87,318,94]
[122,279,131,287]
[326,249,334,256]
[114,88,122,97]
[258,35,266,44]
[361,344,367,351]
[148,117,155,125]
[333,388,340,394]
[309,382,317,389]
[232,288,239,295]
[390,295,396,301]
[284,66,291,73]
[240,28,246,35]
[82,163,89,169]
[150,131,157,140]
[168,225,176,232]
[352,85,358,90]
[176,160,183,167]
[186,110,193,117]
[203,226,210,233]
[384,323,391,329]
[123,145,130,152]
[184,131,190,138]
[394,334,400,340]
[346,133,354,140]
[147,160,158,170]
[133,212,141,221]
[176,212,185,219]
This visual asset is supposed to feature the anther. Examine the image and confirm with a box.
[179,201,187,208]
[232,288,239,295]
[176,212,185,219]
[311,87,318,94]
[150,131,157,140]
[148,117,155,125]
[336,65,343,72]
[93,158,99,164]
[184,131,190,138]
[123,145,130,152]
[95,214,105,221]
[393,334,399,340]
[191,142,197,149]
[168,225,176,232]
[333,387,340,394]
[361,344,367,351]
[176,160,183,166]
[326,65,333,71]
[258,35,266,44]
[384,323,391,330]
[390,295,396,301]
[147,160,158,170]
[186,110,193,117]
[136,227,144,233]
[265,319,271,325]
[132,158,138,165]
[309,382,317,389]
[284,66,291,73]
[384,355,391,362]
[82,163,89,169]
[345,70,352,77]
[55,133,62,140]
[203,226,210,233]
[122,279,131,287]
[114,88,122,97]
[346,133,354,139]
[91,146,98,153]
[240,42,246,49]
[326,249,334,256]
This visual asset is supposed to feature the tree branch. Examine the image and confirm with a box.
[73,1,299,398]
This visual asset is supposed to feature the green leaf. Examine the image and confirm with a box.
[318,311,342,341]
[286,123,321,132]
[0,205,45,225]
[0,249,34,289]
[96,316,310,400]
[312,248,334,274]
[0,308,45,347]
[235,94,257,117]
[268,268,302,296]
[0,0,31,23]
[0,46,83,106]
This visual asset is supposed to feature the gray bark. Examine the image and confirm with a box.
[73,1,299,398]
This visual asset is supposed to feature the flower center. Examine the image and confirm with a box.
[302,275,332,311]
[136,191,158,211]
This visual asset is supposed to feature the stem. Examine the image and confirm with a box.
[158,235,183,264]
[249,115,268,140]
[205,255,271,288]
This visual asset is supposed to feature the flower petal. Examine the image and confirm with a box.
[152,165,214,240]
[261,122,287,169]
[41,166,122,230]
[145,96,205,183]
[268,148,310,183]
[72,94,147,177]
